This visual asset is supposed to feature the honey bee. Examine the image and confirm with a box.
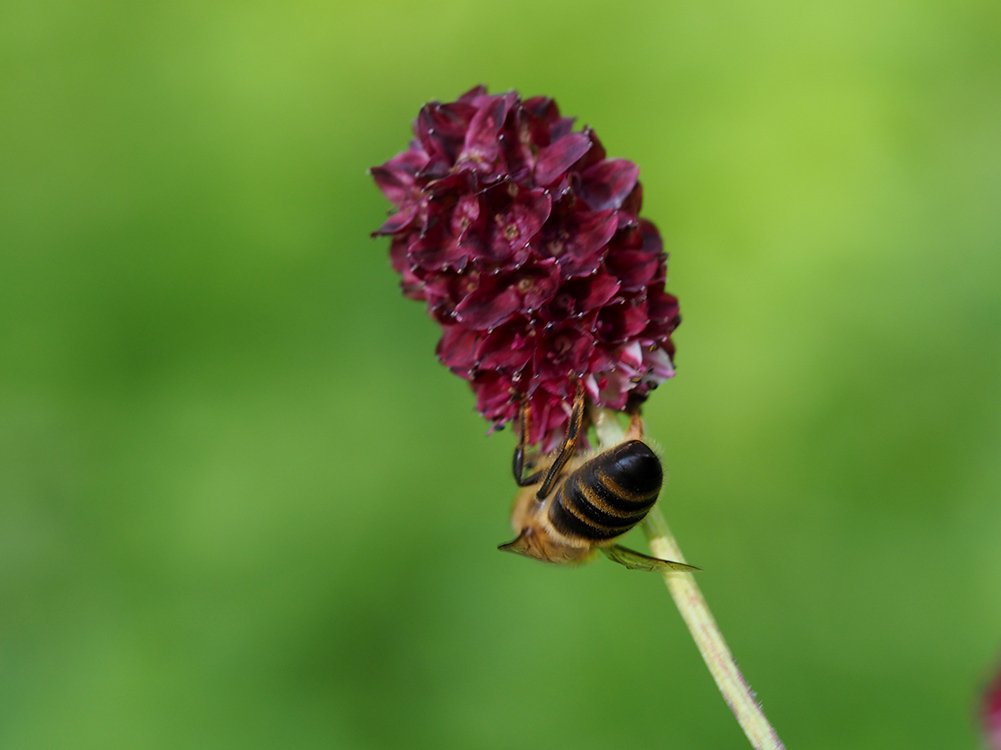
[499,386,698,573]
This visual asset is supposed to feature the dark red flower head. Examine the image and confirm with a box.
[985,661,1001,750]
[371,86,680,450]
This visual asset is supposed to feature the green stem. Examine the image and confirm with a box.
[592,409,785,750]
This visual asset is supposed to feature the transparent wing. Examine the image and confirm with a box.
[602,544,701,573]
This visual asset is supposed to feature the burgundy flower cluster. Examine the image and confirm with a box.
[371,86,679,450]
[986,663,1001,750]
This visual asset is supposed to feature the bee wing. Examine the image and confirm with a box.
[602,544,701,573]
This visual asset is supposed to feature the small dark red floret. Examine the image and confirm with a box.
[371,86,680,449]
[986,662,1001,750]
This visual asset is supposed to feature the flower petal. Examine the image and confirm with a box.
[580,159,640,211]
[619,340,644,370]
[546,270,621,320]
[437,324,484,373]
[450,194,482,237]
[534,133,592,186]
[606,248,662,290]
[543,208,618,277]
[644,346,675,381]
[415,100,475,165]
[457,94,516,175]
[458,84,489,103]
[513,260,561,312]
[576,127,607,170]
[621,180,643,216]
[370,148,430,206]
[472,372,517,425]
[408,226,471,271]
[521,96,563,143]
[597,299,650,343]
[455,281,523,330]
[486,186,552,260]
[389,237,425,300]
[372,203,419,236]
[477,321,534,371]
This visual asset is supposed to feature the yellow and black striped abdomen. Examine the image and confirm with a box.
[548,440,663,543]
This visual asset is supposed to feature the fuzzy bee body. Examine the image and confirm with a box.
[500,389,695,573]
[503,439,665,565]
[548,440,662,544]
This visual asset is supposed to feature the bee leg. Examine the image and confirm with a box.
[513,449,543,486]
[601,544,701,573]
[535,382,587,500]
[513,400,544,486]
[624,414,645,441]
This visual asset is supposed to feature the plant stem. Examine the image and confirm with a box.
[592,409,785,750]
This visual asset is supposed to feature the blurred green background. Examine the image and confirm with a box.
[2,0,1000,748]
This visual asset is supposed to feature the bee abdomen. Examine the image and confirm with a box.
[595,440,663,501]
[548,441,662,543]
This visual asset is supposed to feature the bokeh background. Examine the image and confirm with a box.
[2,1,1000,748]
